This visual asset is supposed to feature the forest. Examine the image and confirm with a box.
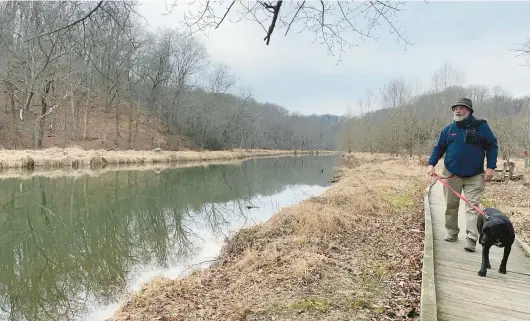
[0,1,341,151]
[341,62,530,161]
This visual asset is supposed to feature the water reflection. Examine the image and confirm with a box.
[0,155,338,321]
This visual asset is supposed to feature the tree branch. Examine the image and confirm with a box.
[193,0,211,27]
[26,1,105,41]
[368,1,409,45]
[375,0,403,11]
[284,1,305,36]
[216,1,235,29]
[337,1,371,39]
[263,1,283,45]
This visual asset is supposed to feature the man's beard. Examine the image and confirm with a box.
[453,114,467,122]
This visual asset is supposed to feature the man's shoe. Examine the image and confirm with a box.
[444,234,458,242]
[464,238,476,252]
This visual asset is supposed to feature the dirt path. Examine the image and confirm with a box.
[109,153,429,321]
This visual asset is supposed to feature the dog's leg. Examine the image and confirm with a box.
[478,243,491,277]
[481,236,491,269]
[499,245,511,274]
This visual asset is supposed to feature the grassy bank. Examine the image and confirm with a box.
[0,148,336,172]
[0,159,264,180]
[110,153,429,321]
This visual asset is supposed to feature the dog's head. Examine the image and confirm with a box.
[486,227,504,247]
[482,211,514,247]
[480,223,504,247]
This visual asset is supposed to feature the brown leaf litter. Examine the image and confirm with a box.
[482,177,530,244]
[110,153,428,321]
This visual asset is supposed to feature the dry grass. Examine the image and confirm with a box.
[481,176,530,245]
[110,153,428,321]
[0,159,249,180]
[0,148,336,173]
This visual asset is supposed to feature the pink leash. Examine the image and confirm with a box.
[432,173,487,217]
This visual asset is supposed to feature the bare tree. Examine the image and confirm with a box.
[342,105,355,153]
[431,61,464,92]
[430,61,466,114]
[0,2,82,148]
[359,89,375,154]
[379,76,410,155]
[198,63,236,149]
[466,85,490,117]
[170,0,410,62]
[165,31,208,132]
[85,2,139,146]
[514,37,530,66]
[424,61,467,142]
[518,100,530,152]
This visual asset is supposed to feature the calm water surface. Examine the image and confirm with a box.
[0,155,338,321]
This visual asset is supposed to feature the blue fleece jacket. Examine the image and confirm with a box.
[428,115,498,178]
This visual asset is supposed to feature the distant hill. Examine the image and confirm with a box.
[0,2,341,152]
[0,89,342,152]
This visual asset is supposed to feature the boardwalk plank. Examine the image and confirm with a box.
[438,311,478,321]
[434,257,530,276]
[437,282,530,311]
[437,296,530,321]
[435,265,530,287]
[435,273,530,296]
[428,181,530,320]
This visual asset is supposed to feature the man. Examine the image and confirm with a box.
[427,97,498,252]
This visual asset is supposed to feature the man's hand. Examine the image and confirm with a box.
[427,165,434,176]
[485,168,494,182]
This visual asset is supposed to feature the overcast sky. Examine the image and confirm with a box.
[136,0,530,117]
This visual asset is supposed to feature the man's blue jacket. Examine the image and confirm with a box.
[428,115,498,178]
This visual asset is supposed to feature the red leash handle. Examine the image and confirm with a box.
[432,173,487,217]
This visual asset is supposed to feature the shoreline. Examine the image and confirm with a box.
[109,153,428,321]
[0,158,263,180]
[0,148,338,176]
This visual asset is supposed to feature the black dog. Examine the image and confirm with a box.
[477,207,515,277]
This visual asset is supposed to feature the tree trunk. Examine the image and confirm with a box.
[35,81,52,148]
[114,99,120,145]
[127,102,134,149]
[64,93,68,147]
[6,81,18,148]
[103,121,111,147]
[71,89,77,142]
[133,103,141,150]
[7,82,16,120]
[83,87,90,140]
[24,92,34,112]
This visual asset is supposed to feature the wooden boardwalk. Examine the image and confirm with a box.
[428,181,530,321]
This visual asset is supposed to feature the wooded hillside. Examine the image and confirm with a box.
[0,2,341,151]
[340,62,530,161]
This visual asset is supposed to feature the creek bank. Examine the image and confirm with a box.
[0,148,336,172]
[110,153,428,321]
